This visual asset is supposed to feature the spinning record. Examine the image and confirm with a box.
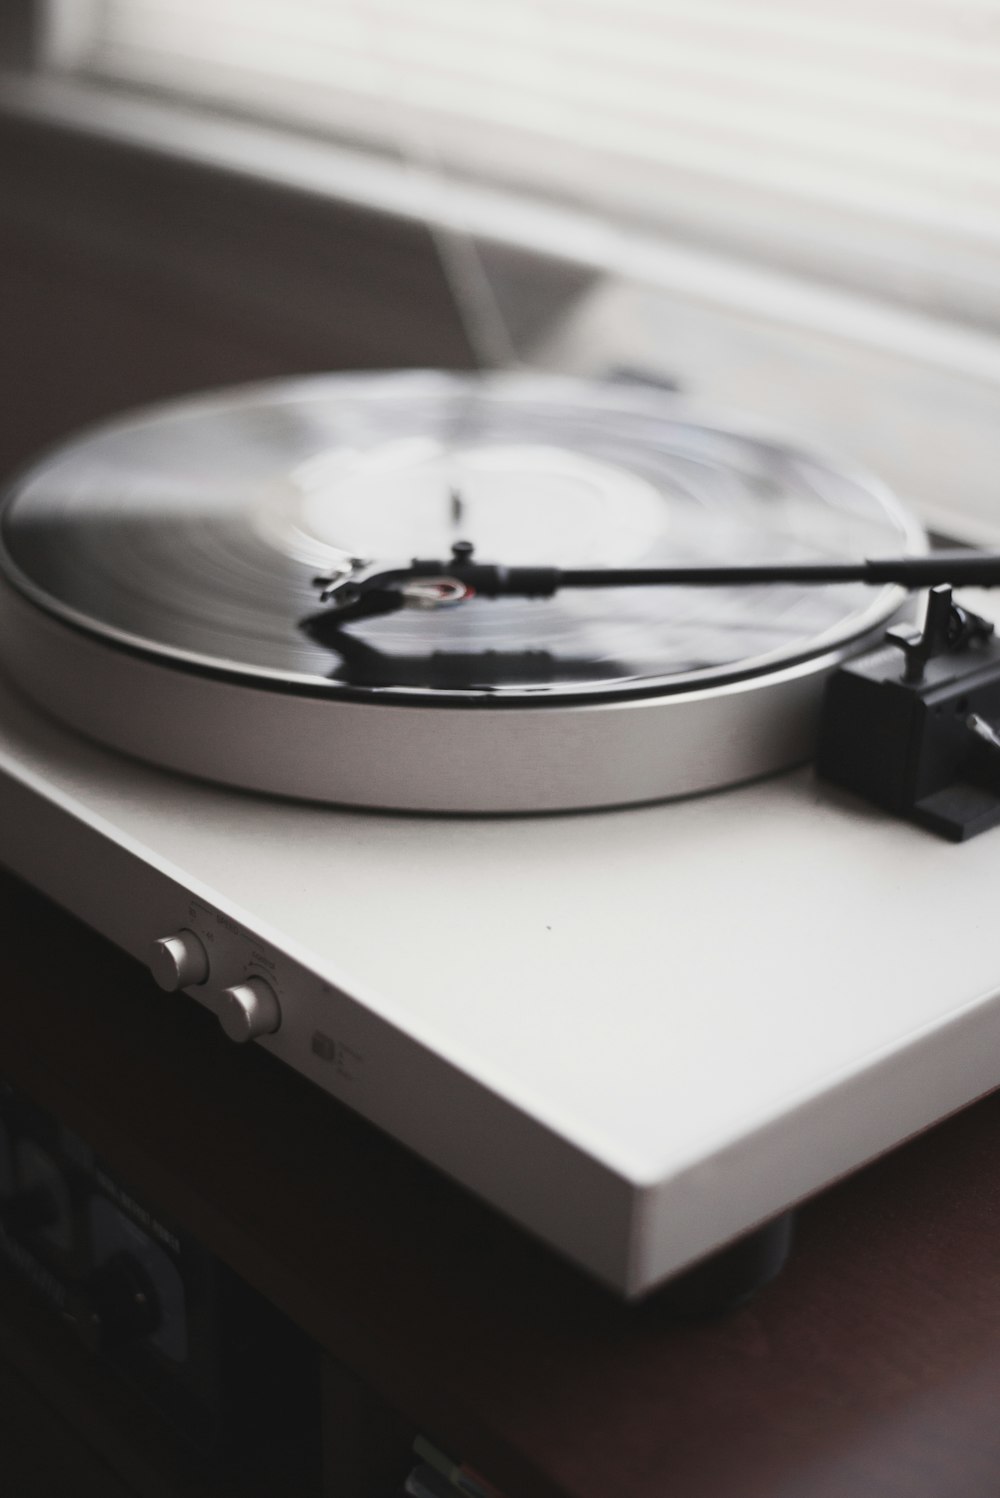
[0,372,925,812]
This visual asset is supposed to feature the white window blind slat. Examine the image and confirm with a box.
[52,0,1000,330]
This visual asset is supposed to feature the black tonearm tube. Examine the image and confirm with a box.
[314,546,1000,619]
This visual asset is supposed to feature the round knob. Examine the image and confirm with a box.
[217,978,281,1044]
[149,930,209,992]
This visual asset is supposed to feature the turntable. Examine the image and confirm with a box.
[3,370,1000,1298]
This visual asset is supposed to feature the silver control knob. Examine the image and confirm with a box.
[149,930,209,992]
[217,978,281,1044]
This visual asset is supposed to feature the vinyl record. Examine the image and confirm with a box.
[0,371,920,699]
[0,372,925,810]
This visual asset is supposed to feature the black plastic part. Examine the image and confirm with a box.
[817,588,1000,840]
[64,1251,162,1355]
[314,549,1000,618]
[655,1212,795,1318]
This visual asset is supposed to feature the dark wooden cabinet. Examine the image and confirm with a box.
[4,869,1000,1498]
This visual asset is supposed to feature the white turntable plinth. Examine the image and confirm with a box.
[2,669,999,1297]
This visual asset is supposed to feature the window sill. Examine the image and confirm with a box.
[2,68,1000,543]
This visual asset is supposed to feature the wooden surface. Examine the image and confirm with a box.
[0,1353,136,1498]
[4,867,1000,1498]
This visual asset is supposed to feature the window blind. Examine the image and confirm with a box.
[50,0,1000,331]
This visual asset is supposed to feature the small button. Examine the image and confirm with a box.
[217,978,281,1044]
[148,931,210,992]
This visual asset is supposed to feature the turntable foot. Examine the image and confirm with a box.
[655,1211,795,1318]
